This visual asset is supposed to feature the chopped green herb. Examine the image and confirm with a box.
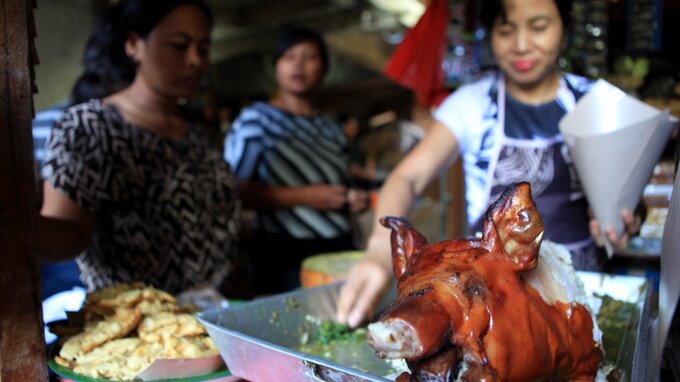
[316,320,366,345]
[596,294,636,364]
[296,319,376,373]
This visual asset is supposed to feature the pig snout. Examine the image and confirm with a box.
[368,294,450,360]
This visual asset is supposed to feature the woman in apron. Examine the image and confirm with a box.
[336,0,642,328]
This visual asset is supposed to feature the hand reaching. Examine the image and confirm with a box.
[589,208,643,253]
[347,189,369,213]
[301,184,349,210]
[336,255,391,328]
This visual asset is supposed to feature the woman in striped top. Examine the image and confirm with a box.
[224,28,369,294]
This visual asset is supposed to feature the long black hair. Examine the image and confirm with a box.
[479,0,573,32]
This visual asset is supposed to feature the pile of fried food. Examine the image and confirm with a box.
[53,282,219,381]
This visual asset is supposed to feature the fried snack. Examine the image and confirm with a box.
[75,337,142,363]
[72,338,152,381]
[53,282,220,381]
[138,312,206,342]
[83,283,147,317]
[159,336,218,358]
[136,299,182,315]
[96,286,176,310]
[85,282,146,306]
[59,307,142,360]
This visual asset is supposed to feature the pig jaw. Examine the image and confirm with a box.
[368,295,450,360]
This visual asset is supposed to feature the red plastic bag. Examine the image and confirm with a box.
[383,0,450,107]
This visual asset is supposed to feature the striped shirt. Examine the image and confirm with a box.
[33,101,69,173]
[224,102,352,240]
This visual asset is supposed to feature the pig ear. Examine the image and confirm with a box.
[380,216,428,278]
[487,182,543,271]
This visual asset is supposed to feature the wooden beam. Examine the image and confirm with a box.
[0,0,48,380]
[220,0,332,27]
[210,7,365,63]
[325,27,392,72]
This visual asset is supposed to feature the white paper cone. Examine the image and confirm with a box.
[560,80,676,257]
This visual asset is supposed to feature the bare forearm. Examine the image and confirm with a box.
[364,121,459,264]
[365,172,419,267]
[372,172,418,231]
[38,216,91,261]
[238,182,348,211]
[238,182,310,209]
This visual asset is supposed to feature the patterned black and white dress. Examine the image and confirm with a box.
[42,100,241,295]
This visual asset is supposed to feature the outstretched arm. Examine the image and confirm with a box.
[336,120,461,327]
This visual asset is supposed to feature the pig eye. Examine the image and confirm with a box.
[464,279,485,297]
[518,209,531,223]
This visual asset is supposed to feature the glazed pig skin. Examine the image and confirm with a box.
[368,182,603,382]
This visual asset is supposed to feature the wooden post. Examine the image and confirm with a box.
[0,0,48,380]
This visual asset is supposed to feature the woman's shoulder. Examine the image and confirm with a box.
[60,99,119,128]
[231,101,294,137]
[458,74,498,93]
[231,102,268,129]
[233,101,274,121]
[561,72,595,95]
[443,75,497,107]
[51,100,141,158]
[437,74,497,114]
[64,98,108,114]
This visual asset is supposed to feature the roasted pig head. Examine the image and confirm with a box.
[368,182,603,381]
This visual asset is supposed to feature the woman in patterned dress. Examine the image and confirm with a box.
[336,0,643,328]
[224,28,369,294]
[39,0,242,296]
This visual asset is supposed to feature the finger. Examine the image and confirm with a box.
[336,272,364,324]
[347,190,359,207]
[347,284,377,328]
[347,270,388,328]
[327,193,348,209]
[620,209,634,224]
[605,227,619,242]
[589,220,604,247]
[621,209,641,236]
[347,189,356,202]
[606,227,629,253]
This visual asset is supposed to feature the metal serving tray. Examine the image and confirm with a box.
[198,282,398,382]
[198,272,653,382]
